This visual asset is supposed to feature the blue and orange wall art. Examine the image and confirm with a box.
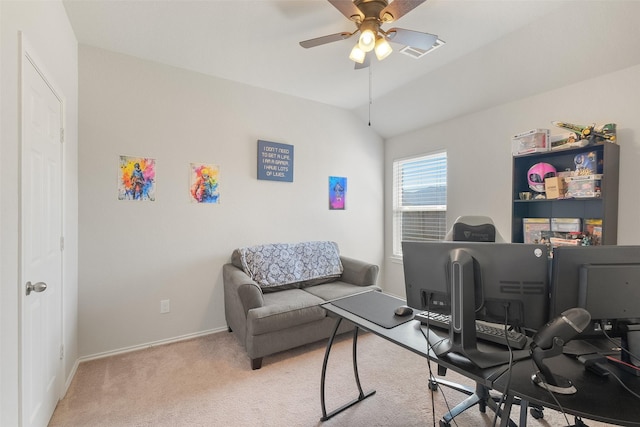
[118,155,156,201]
[190,163,220,204]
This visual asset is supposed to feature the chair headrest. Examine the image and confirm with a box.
[452,222,496,242]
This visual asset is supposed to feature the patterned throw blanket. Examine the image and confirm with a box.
[237,241,343,289]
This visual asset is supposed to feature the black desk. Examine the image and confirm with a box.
[321,291,640,426]
[494,354,640,426]
[320,291,515,425]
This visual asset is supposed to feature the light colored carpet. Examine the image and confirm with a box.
[49,331,615,426]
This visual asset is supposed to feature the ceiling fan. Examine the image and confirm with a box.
[300,0,442,68]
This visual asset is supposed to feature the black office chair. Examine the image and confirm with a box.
[430,216,537,426]
[443,215,504,243]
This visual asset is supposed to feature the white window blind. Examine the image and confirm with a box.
[393,151,447,256]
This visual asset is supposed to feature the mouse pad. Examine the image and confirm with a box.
[330,291,414,329]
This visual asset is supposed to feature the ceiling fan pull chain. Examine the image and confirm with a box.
[368,65,372,126]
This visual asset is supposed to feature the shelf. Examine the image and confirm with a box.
[511,141,619,245]
[514,197,603,203]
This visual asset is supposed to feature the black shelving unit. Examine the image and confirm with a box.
[511,142,619,244]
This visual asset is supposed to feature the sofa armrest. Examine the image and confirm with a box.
[223,264,264,313]
[339,256,379,286]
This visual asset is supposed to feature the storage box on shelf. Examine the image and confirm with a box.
[565,174,602,198]
[511,128,550,155]
[544,176,565,199]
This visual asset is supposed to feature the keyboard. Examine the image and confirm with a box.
[415,311,529,350]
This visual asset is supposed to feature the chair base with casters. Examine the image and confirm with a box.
[429,365,544,427]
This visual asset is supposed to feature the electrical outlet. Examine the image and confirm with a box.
[160,299,170,314]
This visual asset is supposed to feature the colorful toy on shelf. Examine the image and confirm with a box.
[574,151,598,175]
[549,132,586,150]
[528,162,557,194]
[552,121,617,146]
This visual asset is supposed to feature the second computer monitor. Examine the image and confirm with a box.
[551,245,640,337]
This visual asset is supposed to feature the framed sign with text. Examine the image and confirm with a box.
[257,140,294,182]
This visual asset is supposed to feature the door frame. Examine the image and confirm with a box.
[18,32,66,427]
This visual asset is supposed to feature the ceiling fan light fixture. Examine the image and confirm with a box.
[349,44,366,63]
[374,37,392,61]
[358,29,376,52]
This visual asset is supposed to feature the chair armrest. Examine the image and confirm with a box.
[340,256,379,286]
[223,264,264,313]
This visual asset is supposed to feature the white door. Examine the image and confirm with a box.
[20,42,64,427]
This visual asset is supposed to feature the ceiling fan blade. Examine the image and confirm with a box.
[380,0,427,22]
[299,32,354,48]
[354,52,371,70]
[386,28,438,51]
[328,0,364,21]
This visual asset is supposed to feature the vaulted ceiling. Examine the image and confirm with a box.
[63,1,640,138]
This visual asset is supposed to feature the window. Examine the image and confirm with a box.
[393,151,447,256]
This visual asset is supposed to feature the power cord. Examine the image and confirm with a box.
[421,325,457,427]
[602,326,640,368]
[530,357,573,426]
[600,362,640,400]
[599,326,640,401]
[606,355,640,375]
[491,304,514,427]
[420,295,459,427]
[421,328,458,427]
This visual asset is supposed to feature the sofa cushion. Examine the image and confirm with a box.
[234,241,343,290]
[247,289,327,335]
[303,280,381,302]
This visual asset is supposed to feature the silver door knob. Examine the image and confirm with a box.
[26,281,47,296]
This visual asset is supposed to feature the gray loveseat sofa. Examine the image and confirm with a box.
[223,241,380,369]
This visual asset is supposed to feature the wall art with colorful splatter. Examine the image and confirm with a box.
[118,155,156,201]
[190,163,220,204]
[329,176,346,210]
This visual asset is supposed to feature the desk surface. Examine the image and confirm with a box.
[494,354,640,426]
[323,292,510,387]
[324,291,640,426]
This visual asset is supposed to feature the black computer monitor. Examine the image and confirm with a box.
[551,245,640,372]
[402,241,549,367]
[550,245,640,335]
[549,245,640,338]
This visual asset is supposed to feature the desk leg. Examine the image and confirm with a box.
[320,318,376,421]
[499,394,516,427]
[519,400,529,427]
[485,391,518,427]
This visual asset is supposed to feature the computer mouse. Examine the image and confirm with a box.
[394,305,413,317]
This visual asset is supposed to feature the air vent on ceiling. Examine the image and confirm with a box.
[399,38,445,59]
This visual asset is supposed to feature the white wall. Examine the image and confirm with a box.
[1,1,78,425]
[77,46,384,358]
[383,64,640,298]
[359,1,640,139]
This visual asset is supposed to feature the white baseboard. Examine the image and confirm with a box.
[58,358,80,401]
[78,327,228,363]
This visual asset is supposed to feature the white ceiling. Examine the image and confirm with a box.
[62,0,640,138]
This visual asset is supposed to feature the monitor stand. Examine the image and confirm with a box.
[531,338,578,395]
[429,249,530,369]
